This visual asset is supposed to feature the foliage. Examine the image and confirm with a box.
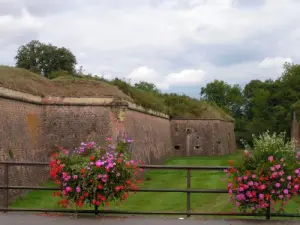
[225,132,300,213]
[49,137,143,208]
[111,79,232,120]
[134,81,161,94]
[15,40,77,78]
[200,80,244,117]
[201,63,300,145]
[48,70,73,80]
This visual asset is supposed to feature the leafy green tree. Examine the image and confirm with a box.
[15,40,77,78]
[200,80,244,118]
[134,81,161,94]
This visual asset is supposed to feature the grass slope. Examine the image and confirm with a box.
[10,151,299,216]
[0,66,131,100]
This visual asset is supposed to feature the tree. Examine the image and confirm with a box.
[15,40,77,78]
[200,80,244,117]
[134,81,161,94]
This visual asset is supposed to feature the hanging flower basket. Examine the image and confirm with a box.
[49,137,143,208]
[225,132,300,213]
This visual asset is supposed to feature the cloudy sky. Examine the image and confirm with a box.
[0,0,299,97]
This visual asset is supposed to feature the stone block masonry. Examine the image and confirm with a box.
[0,87,236,206]
[170,119,236,156]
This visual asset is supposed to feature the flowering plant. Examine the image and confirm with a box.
[225,132,300,213]
[49,136,143,208]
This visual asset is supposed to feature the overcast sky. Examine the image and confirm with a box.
[0,0,299,97]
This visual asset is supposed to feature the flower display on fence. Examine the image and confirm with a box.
[49,136,143,208]
[225,132,300,213]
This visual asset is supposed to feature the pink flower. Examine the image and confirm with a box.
[260,184,266,190]
[246,191,252,197]
[228,182,232,187]
[268,155,274,162]
[270,167,275,171]
[279,195,283,199]
[283,189,289,195]
[272,172,278,177]
[259,194,264,200]
[106,137,112,142]
[95,160,103,168]
[275,164,281,170]
[287,175,292,181]
[295,169,300,174]
[243,176,248,180]
[252,174,256,179]
[275,183,281,188]
[76,186,81,193]
[248,181,254,186]
[294,184,299,190]
[65,186,72,192]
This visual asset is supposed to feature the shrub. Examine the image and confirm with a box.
[48,70,73,79]
[225,131,300,213]
[49,136,143,208]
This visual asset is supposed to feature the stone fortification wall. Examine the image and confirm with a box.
[0,87,171,206]
[170,119,236,156]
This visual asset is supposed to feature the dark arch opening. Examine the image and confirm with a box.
[174,145,181,151]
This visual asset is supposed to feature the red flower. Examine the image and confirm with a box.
[90,156,95,161]
[97,185,103,189]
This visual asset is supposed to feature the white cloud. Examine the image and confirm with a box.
[258,57,292,69]
[165,69,205,86]
[1,0,300,97]
[126,66,205,90]
[0,8,42,37]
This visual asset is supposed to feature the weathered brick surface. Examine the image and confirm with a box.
[0,98,49,207]
[171,120,236,156]
[44,105,113,151]
[124,110,173,164]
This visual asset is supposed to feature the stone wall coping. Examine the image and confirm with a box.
[0,87,169,119]
[171,118,234,122]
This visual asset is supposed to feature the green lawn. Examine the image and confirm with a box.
[10,150,300,217]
